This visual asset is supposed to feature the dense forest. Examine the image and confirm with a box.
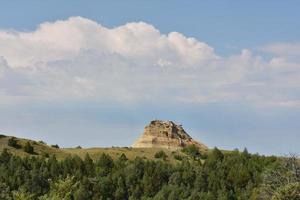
[0,147,299,200]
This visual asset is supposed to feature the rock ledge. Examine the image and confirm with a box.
[132,120,208,151]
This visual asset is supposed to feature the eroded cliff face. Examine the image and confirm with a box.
[132,120,208,151]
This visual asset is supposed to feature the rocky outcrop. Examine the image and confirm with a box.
[132,120,208,151]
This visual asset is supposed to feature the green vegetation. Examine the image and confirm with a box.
[182,144,202,160]
[23,142,34,154]
[0,146,295,199]
[173,153,183,161]
[154,150,168,160]
[51,144,60,149]
[38,141,46,145]
[7,137,19,148]
[0,134,6,139]
[0,136,184,161]
[258,154,300,199]
[0,136,299,199]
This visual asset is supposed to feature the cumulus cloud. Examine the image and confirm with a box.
[262,42,300,57]
[0,17,299,107]
[0,17,216,68]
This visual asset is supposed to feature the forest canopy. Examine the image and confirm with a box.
[0,148,298,200]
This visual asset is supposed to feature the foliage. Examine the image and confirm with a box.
[12,187,35,200]
[23,142,34,154]
[41,152,49,158]
[38,141,46,145]
[0,181,12,200]
[0,147,280,199]
[51,144,60,149]
[271,182,300,200]
[173,154,183,161]
[8,137,19,148]
[154,150,168,160]
[182,145,201,160]
[259,154,300,199]
[0,134,6,138]
[39,176,79,200]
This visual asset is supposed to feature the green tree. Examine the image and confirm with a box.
[115,177,128,200]
[12,187,34,200]
[23,142,34,154]
[154,150,168,160]
[259,154,300,199]
[182,145,201,160]
[272,182,300,200]
[0,181,12,200]
[83,153,94,176]
[51,144,60,148]
[39,176,78,200]
[8,137,19,148]
[205,147,224,167]
[96,153,114,176]
[0,148,11,163]
[73,177,92,200]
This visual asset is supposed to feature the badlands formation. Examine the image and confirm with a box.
[132,120,208,151]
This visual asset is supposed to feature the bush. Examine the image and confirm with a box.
[272,182,300,200]
[0,134,6,138]
[8,137,19,148]
[51,144,60,149]
[182,145,201,160]
[75,146,82,149]
[173,154,183,161]
[23,142,34,154]
[41,152,49,158]
[154,150,168,160]
[38,140,46,145]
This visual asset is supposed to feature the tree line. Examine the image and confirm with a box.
[0,147,299,199]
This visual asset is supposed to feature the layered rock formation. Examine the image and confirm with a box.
[132,120,208,151]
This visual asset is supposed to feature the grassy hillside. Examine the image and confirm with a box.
[0,134,186,162]
[0,134,68,159]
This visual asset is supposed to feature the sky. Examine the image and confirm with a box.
[0,1,299,155]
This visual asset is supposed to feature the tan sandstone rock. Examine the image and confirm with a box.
[132,120,208,151]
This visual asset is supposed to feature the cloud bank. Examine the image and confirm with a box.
[0,17,299,106]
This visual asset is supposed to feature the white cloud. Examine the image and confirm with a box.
[0,17,299,107]
[262,42,300,57]
[0,17,216,68]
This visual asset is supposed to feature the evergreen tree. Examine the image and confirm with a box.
[23,142,34,154]
[8,137,19,148]
[182,145,201,160]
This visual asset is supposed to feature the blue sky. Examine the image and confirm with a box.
[0,1,299,155]
[1,1,299,55]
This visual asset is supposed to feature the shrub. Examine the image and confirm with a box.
[0,134,6,138]
[8,137,19,148]
[38,140,46,145]
[75,146,82,149]
[51,144,60,149]
[173,154,183,161]
[154,150,168,160]
[272,182,300,200]
[23,142,34,154]
[41,152,49,158]
[182,145,201,160]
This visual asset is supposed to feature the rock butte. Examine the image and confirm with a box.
[132,120,208,151]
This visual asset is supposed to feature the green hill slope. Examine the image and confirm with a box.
[0,134,186,162]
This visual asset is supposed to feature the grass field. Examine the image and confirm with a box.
[0,134,187,162]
